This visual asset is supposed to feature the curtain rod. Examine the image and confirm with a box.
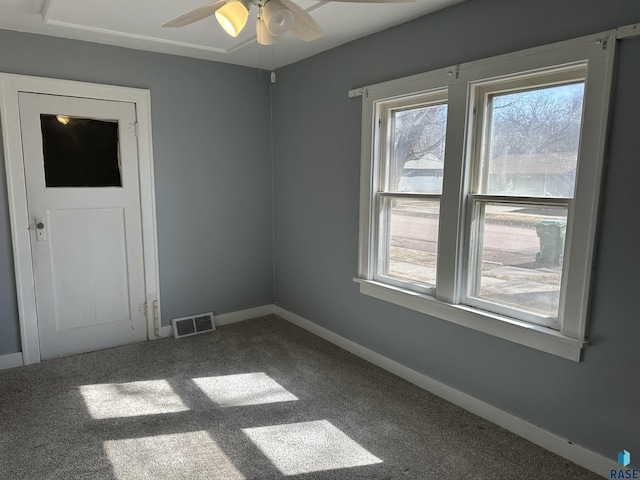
[347,23,640,98]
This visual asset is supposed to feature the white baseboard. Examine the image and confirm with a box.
[159,304,275,338]
[0,352,24,371]
[159,325,173,338]
[215,304,275,326]
[274,305,616,478]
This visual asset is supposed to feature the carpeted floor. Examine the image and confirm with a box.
[0,315,601,479]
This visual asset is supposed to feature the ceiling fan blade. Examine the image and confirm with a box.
[280,0,325,42]
[326,0,415,3]
[163,1,227,28]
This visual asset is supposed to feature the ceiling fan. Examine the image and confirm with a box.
[163,0,414,45]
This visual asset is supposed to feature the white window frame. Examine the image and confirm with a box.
[356,31,616,361]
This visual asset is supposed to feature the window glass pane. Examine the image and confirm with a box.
[470,203,567,320]
[389,103,447,194]
[40,114,122,188]
[481,83,584,198]
[378,198,440,288]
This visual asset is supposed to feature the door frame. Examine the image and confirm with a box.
[0,73,161,365]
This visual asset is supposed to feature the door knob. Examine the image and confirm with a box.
[35,217,45,242]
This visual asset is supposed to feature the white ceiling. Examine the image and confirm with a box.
[0,0,465,69]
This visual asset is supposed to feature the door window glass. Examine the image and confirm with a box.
[40,114,122,187]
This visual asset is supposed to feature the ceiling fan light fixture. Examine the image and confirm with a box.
[256,17,274,45]
[215,1,250,37]
[263,0,294,36]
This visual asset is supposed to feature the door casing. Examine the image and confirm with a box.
[0,73,161,365]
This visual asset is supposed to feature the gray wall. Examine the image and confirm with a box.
[273,0,640,459]
[0,131,20,354]
[0,30,274,355]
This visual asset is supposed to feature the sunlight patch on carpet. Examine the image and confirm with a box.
[104,431,245,479]
[243,420,383,475]
[193,373,298,407]
[79,380,189,419]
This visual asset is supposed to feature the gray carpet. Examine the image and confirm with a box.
[0,315,601,479]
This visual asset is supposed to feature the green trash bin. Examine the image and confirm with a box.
[535,219,566,266]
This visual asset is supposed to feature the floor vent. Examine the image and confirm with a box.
[172,312,216,339]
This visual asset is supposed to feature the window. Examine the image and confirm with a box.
[356,32,615,361]
[465,69,585,329]
[375,92,447,293]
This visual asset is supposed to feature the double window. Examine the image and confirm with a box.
[357,33,615,360]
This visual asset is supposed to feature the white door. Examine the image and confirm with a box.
[19,93,148,360]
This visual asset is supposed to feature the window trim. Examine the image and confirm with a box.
[356,31,616,361]
[354,278,587,361]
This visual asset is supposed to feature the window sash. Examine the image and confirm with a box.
[470,66,587,198]
[378,93,448,195]
[374,194,440,295]
[463,196,571,329]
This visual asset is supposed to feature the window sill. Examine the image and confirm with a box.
[353,278,587,361]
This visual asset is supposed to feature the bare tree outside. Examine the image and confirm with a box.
[390,104,447,191]
[489,83,584,158]
[485,83,585,197]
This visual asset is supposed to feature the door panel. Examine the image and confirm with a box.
[19,92,148,360]
[50,207,130,331]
